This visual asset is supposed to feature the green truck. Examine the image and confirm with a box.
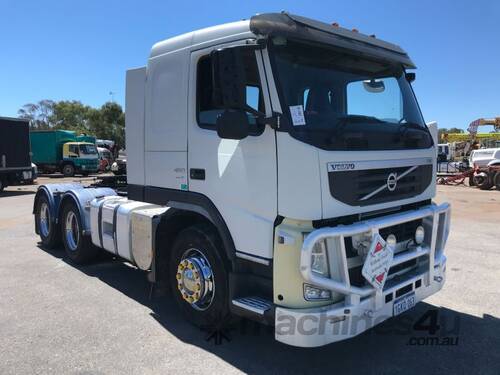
[30,130,99,177]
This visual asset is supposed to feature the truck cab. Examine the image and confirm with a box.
[33,13,450,347]
[61,142,99,176]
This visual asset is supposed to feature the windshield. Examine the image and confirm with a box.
[79,144,97,155]
[270,39,433,151]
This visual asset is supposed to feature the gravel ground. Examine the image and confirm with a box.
[0,177,499,374]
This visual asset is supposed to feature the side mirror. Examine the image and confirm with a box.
[405,72,416,83]
[211,47,247,109]
[216,110,250,140]
[211,44,262,109]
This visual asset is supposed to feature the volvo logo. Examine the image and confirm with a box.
[359,165,419,201]
[386,173,398,191]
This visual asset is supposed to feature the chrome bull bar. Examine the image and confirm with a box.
[300,203,451,299]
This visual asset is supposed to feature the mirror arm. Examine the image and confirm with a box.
[257,112,281,130]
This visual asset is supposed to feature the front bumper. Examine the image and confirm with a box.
[275,203,451,347]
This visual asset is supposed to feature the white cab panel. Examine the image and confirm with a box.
[144,46,188,189]
[125,67,146,186]
[144,151,188,190]
[145,48,188,152]
[276,132,322,220]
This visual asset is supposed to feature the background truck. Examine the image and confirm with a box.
[470,148,500,190]
[32,13,451,347]
[0,117,34,192]
[30,130,99,177]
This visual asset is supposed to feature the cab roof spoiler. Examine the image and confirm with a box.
[250,12,416,69]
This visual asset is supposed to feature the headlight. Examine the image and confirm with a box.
[311,240,330,277]
[415,225,425,245]
[303,284,331,301]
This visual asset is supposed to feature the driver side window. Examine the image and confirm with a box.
[196,50,264,129]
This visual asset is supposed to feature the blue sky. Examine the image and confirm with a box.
[1,0,499,129]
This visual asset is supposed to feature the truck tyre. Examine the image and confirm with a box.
[169,224,230,330]
[62,163,75,177]
[60,201,98,264]
[473,173,493,190]
[494,172,500,190]
[35,194,60,248]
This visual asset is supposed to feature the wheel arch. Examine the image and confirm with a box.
[129,185,239,264]
[152,208,233,284]
[33,183,85,233]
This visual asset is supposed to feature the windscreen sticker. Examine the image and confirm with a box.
[289,105,306,126]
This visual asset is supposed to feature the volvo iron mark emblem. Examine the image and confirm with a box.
[387,173,398,191]
[360,165,419,201]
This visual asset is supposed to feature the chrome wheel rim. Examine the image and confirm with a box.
[39,202,50,237]
[176,248,215,311]
[65,211,79,251]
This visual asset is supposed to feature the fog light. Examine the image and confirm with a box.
[304,284,332,301]
[415,225,425,245]
[386,234,397,248]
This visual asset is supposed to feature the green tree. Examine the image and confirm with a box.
[89,102,125,148]
[49,101,92,133]
[17,100,55,129]
[438,127,464,140]
[19,99,126,148]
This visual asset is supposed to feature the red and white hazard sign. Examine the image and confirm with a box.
[361,233,395,290]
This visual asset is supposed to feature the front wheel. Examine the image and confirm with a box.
[61,201,98,264]
[169,224,230,329]
[62,163,75,177]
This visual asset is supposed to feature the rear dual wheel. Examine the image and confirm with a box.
[60,202,98,264]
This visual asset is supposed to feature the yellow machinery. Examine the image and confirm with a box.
[441,118,500,158]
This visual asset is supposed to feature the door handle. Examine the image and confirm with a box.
[190,168,205,180]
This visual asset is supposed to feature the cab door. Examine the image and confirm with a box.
[187,44,277,261]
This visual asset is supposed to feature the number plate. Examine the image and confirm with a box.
[393,291,416,316]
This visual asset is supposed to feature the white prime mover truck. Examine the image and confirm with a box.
[33,13,451,347]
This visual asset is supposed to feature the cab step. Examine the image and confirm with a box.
[231,296,275,325]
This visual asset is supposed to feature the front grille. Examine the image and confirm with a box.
[328,164,433,206]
